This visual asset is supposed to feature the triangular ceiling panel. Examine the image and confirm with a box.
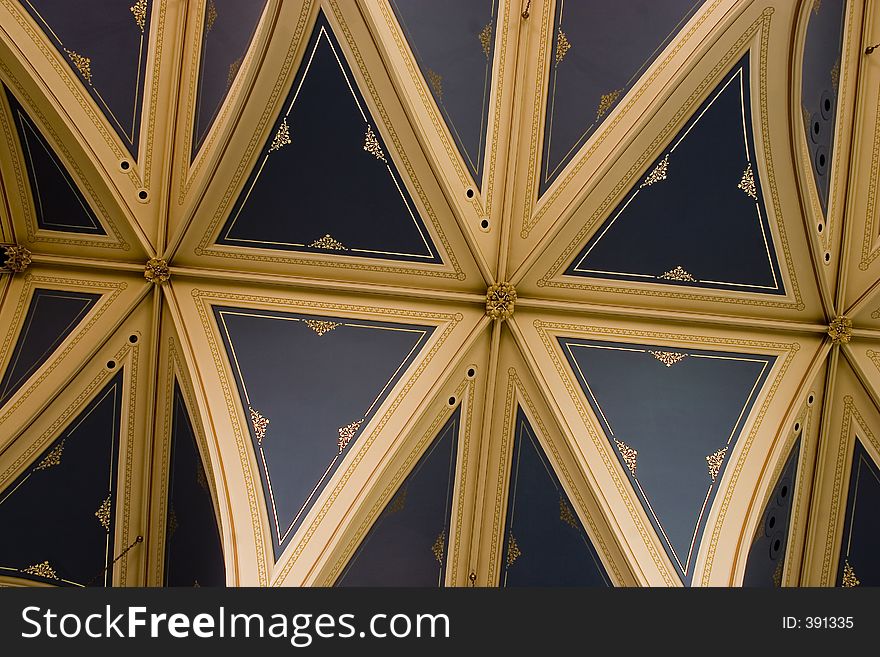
[0,371,123,586]
[742,438,800,587]
[191,0,268,160]
[5,88,106,235]
[837,438,879,587]
[336,406,460,586]
[214,304,434,557]
[215,11,441,265]
[800,0,846,216]
[163,381,225,587]
[389,0,497,186]
[540,0,705,194]
[501,406,610,587]
[19,0,152,157]
[564,53,785,296]
[559,336,774,583]
[0,287,100,408]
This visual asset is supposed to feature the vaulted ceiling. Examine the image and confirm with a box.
[0,0,878,588]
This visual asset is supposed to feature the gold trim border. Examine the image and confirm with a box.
[858,91,880,269]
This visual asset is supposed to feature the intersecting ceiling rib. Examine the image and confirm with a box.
[0,0,878,589]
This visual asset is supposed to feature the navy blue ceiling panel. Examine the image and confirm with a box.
[0,372,122,587]
[20,0,152,157]
[541,0,704,193]
[216,12,441,265]
[0,288,100,408]
[501,408,610,587]
[743,439,800,587]
[837,439,880,587]
[801,0,846,215]
[337,407,460,587]
[191,0,268,159]
[565,54,785,296]
[164,383,225,587]
[5,89,106,235]
[560,337,774,583]
[389,0,497,186]
[214,305,433,558]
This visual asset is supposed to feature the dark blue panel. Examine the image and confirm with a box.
[560,337,774,584]
[5,89,106,235]
[541,0,704,193]
[0,372,122,586]
[390,0,497,186]
[565,54,784,296]
[191,0,268,159]
[337,407,460,586]
[217,12,441,265]
[837,439,880,587]
[801,0,846,214]
[214,305,434,558]
[21,1,152,157]
[0,288,100,408]
[743,439,800,587]
[164,383,225,587]
[501,408,610,587]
